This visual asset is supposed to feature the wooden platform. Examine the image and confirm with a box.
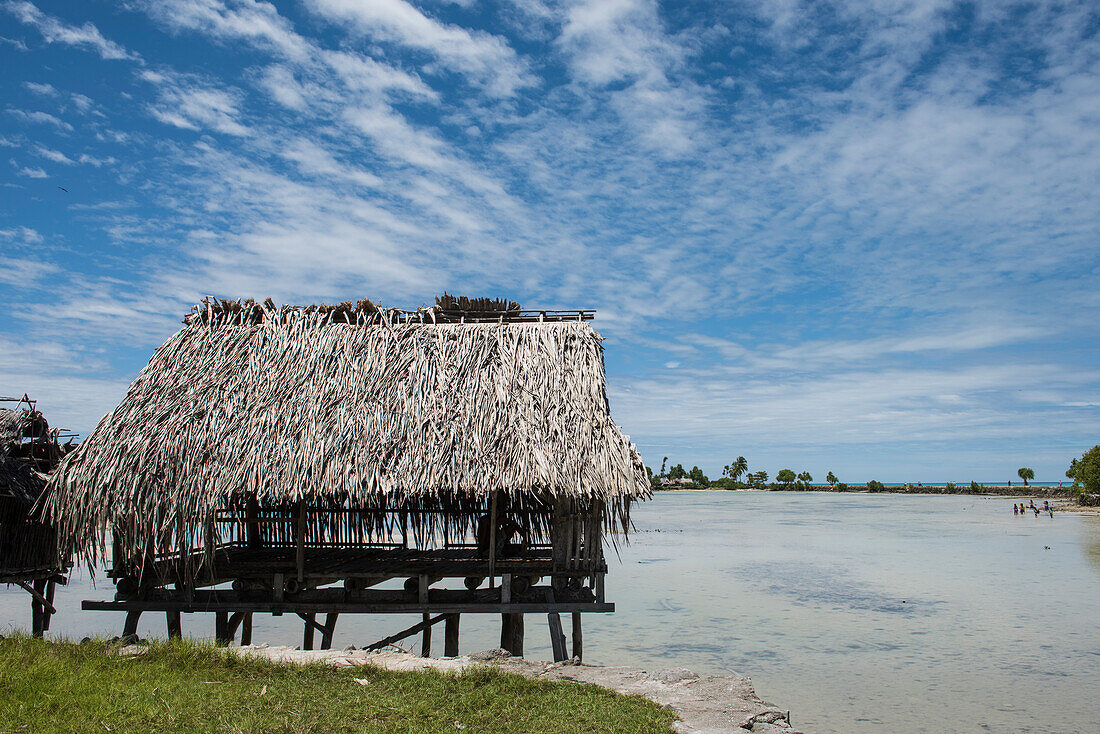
[126,545,600,588]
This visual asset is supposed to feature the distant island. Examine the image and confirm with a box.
[647,447,1100,505]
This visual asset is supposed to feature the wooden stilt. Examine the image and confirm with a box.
[240,613,253,646]
[227,611,246,643]
[500,613,524,657]
[42,579,57,633]
[571,612,582,662]
[444,614,460,657]
[30,579,44,638]
[122,610,142,642]
[320,613,338,650]
[215,611,230,646]
[166,610,182,639]
[548,612,567,662]
[421,612,431,657]
[303,612,316,650]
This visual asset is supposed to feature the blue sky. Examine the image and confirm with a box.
[1,0,1097,483]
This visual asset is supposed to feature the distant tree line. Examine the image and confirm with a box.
[643,446,1100,497]
[645,456,846,491]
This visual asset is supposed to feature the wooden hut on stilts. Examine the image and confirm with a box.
[44,297,649,657]
[1,395,73,636]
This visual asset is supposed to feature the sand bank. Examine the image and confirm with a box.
[231,645,804,733]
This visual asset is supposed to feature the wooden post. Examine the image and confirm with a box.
[571,612,583,662]
[122,610,142,642]
[444,614,460,657]
[112,528,123,575]
[28,578,49,637]
[303,612,316,650]
[166,610,182,639]
[227,612,247,643]
[240,613,253,646]
[421,612,431,657]
[43,578,57,633]
[488,491,498,588]
[418,574,429,604]
[295,500,306,583]
[246,495,261,548]
[215,611,229,646]
[500,613,523,657]
[321,613,338,650]
[548,612,567,662]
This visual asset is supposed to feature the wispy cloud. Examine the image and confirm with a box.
[141,69,251,136]
[5,108,74,131]
[305,0,532,96]
[3,1,140,61]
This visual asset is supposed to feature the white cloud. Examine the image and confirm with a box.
[556,0,705,156]
[23,80,58,96]
[17,166,48,178]
[5,108,74,131]
[277,139,382,188]
[0,226,43,243]
[34,144,74,164]
[3,1,140,61]
[141,70,251,136]
[305,0,532,96]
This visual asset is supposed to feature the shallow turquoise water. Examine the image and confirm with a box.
[5,492,1098,733]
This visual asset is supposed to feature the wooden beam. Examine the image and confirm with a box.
[364,613,447,652]
[16,579,57,616]
[83,597,616,614]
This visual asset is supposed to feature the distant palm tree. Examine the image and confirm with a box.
[1017,467,1034,487]
[731,456,748,481]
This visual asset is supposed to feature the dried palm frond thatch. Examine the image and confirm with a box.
[45,300,649,569]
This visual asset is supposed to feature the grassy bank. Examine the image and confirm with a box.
[0,636,675,734]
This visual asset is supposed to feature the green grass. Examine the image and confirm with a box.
[0,636,675,734]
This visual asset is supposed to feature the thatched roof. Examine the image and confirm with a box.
[45,300,649,563]
[1,401,66,576]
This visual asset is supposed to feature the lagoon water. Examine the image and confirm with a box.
[5,492,1099,733]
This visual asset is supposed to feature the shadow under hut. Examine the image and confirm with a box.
[44,296,649,658]
[1,395,74,636]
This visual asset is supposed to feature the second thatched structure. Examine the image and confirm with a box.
[1,395,73,635]
[45,298,649,656]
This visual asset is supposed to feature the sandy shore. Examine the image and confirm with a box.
[229,645,804,733]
